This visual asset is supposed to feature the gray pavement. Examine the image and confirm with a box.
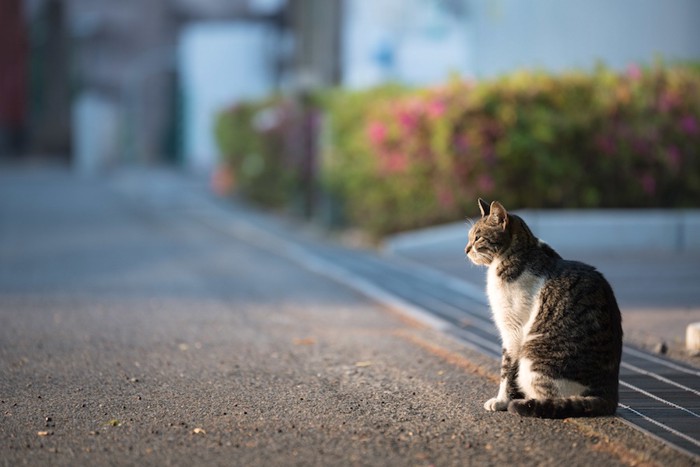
[0,166,696,466]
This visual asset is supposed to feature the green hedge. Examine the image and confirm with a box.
[322,66,700,235]
[215,97,300,207]
[215,65,700,237]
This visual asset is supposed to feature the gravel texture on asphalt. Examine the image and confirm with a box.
[0,168,694,466]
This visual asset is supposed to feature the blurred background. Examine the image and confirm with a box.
[2,0,699,169]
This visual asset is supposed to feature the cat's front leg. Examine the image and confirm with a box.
[484,381,509,411]
[484,348,519,411]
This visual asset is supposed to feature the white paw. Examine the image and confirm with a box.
[484,397,509,412]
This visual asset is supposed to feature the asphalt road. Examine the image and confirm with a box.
[0,167,694,466]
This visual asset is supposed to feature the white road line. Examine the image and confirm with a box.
[624,346,700,377]
[618,403,700,449]
[619,380,700,418]
[621,362,700,397]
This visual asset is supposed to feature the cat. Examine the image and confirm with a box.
[465,199,623,418]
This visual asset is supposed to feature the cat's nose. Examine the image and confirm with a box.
[465,244,471,254]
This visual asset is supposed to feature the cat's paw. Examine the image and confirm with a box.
[484,397,509,411]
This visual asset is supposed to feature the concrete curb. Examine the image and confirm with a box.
[384,209,700,254]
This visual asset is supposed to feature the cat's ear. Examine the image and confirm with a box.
[490,201,508,230]
[478,198,490,217]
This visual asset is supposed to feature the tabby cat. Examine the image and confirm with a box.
[465,199,622,418]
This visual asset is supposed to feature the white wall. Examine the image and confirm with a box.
[342,0,700,87]
[469,0,700,77]
[72,92,120,175]
[179,22,274,172]
[342,0,472,88]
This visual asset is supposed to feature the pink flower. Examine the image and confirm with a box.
[436,187,455,209]
[396,99,423,131]
[626,63,642,81]
[680,115,699,136]
[367,122,387,146]
[398,110,419,132]
[658,91,679,113]
[632,137,649,156]
[426,99,446,119]
[596,135,616,156]
[381,151,408,174]
[639,173,656,195]
[477,174,495,193]
[454,135,469,152]
[667,146,682,170]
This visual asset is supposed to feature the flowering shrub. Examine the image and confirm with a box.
[215,97,293,206]
[215,96,319,210]
[216,65,700,237]
[316,84,410,228]
[321,65,700,235]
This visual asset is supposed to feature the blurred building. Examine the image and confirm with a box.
[5,0,700,171]
[0,0,29,157]
[10,0,341,171]
[343,0,700,87]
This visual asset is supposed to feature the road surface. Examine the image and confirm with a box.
[0,167,694,466]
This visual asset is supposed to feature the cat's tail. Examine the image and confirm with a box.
[507,396,617,419]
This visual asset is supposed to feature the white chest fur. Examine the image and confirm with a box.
[486,260,545,353]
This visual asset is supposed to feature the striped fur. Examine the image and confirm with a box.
[508,396,618,419]
[466,199,623,419]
